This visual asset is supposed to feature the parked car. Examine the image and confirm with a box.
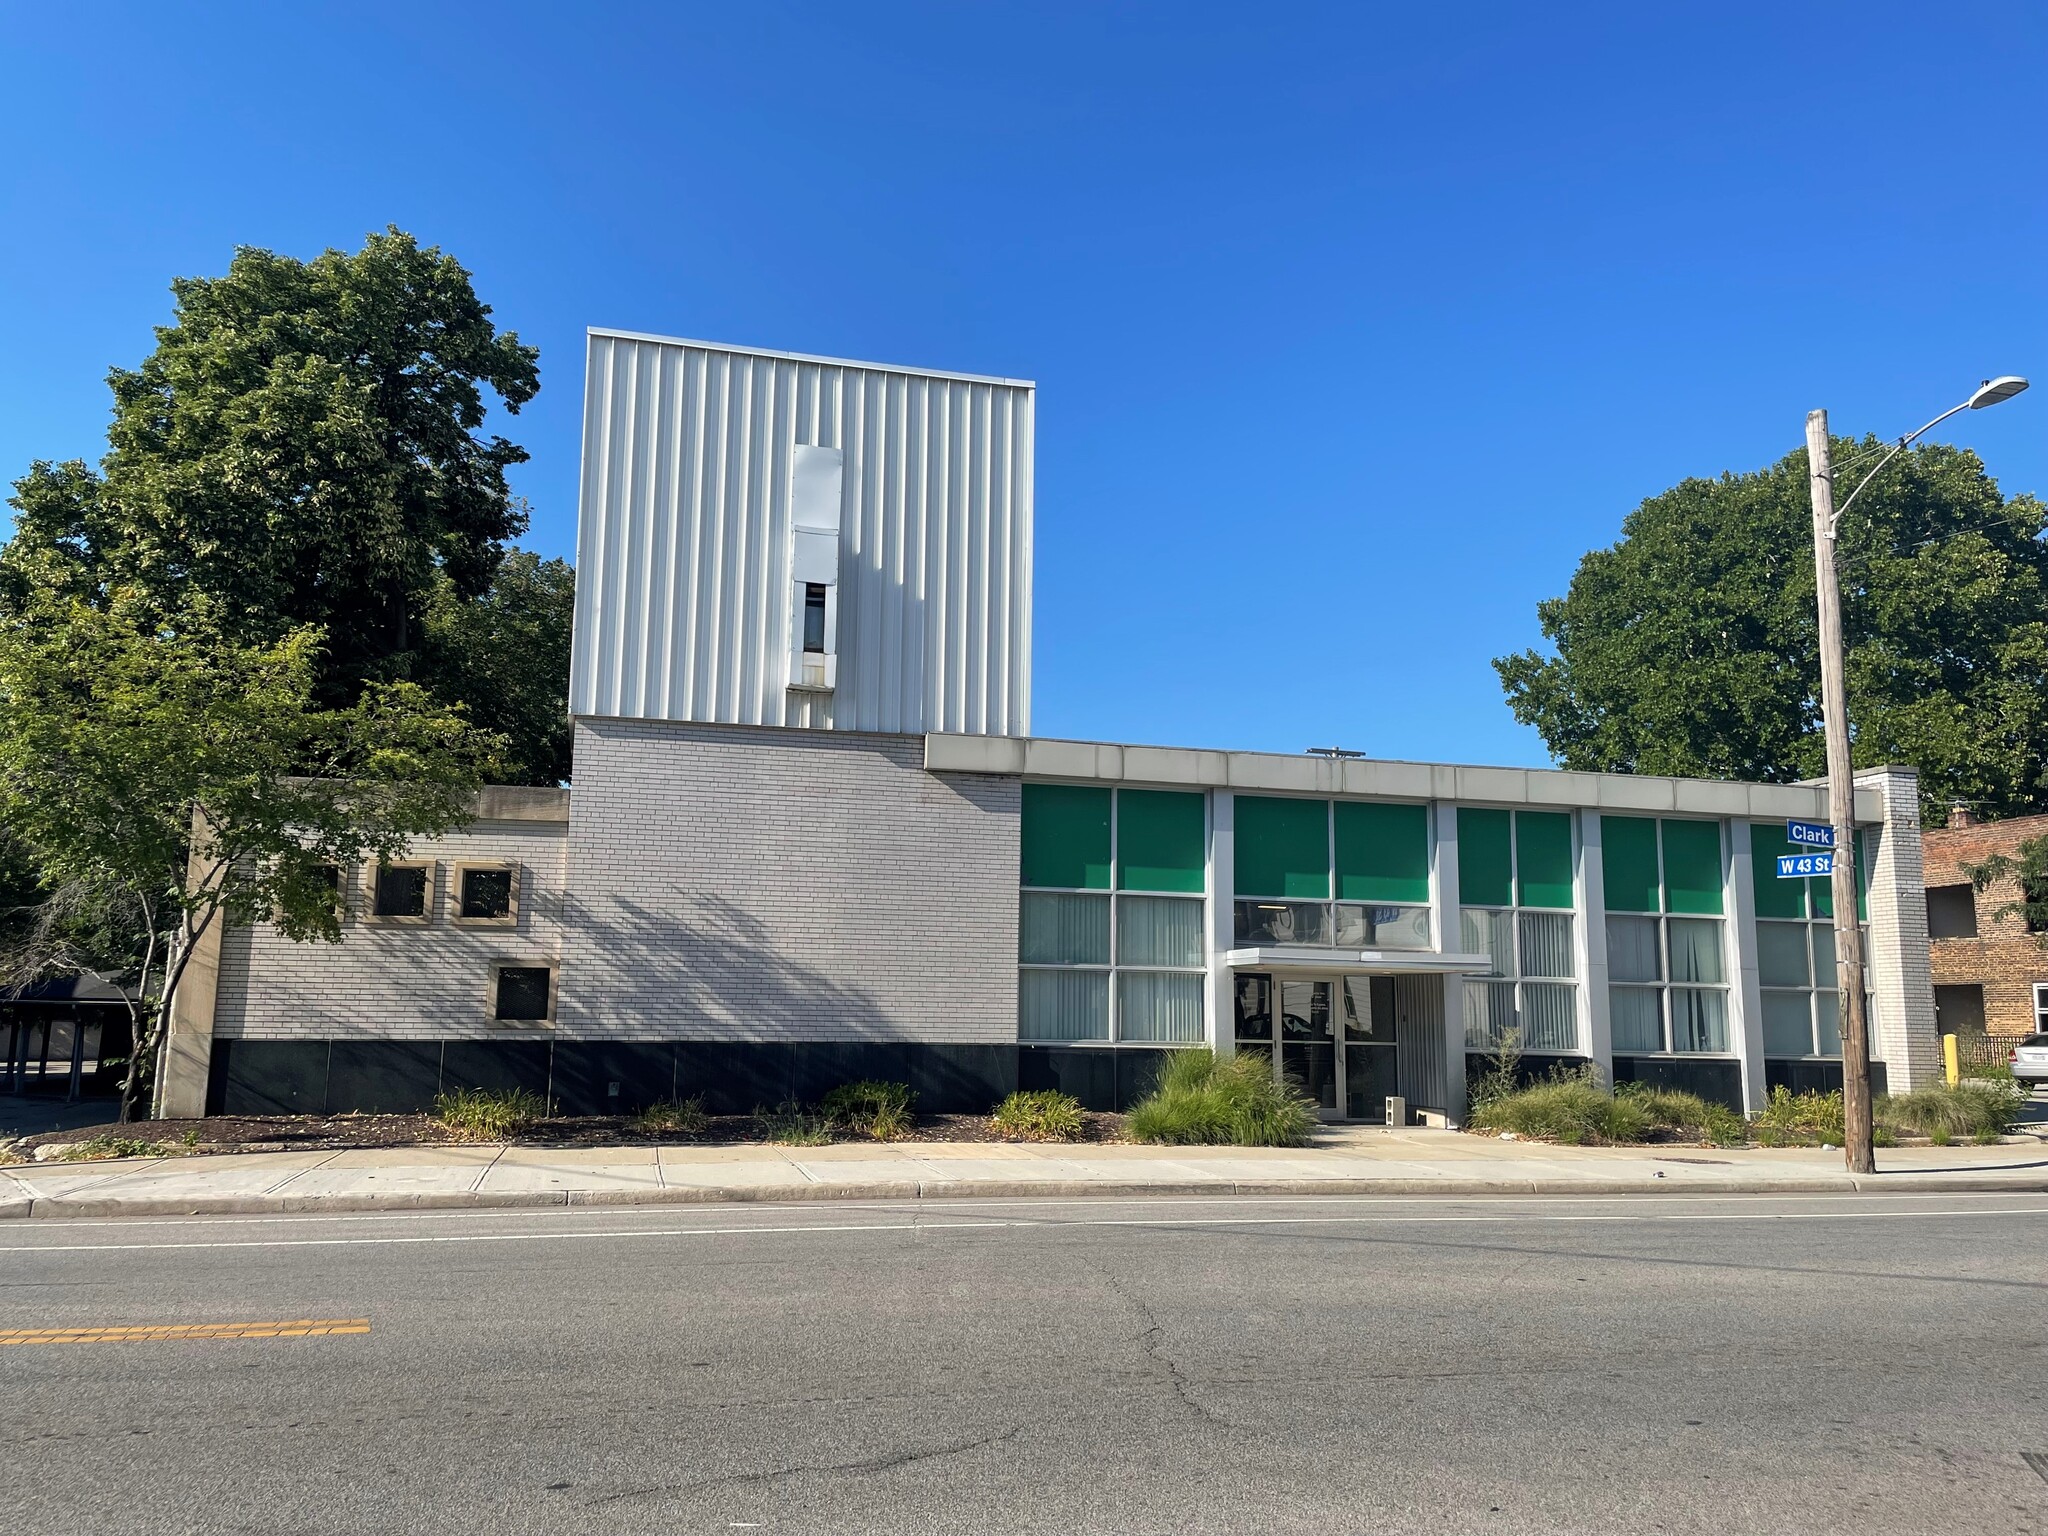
[2012,1035,2048,1089]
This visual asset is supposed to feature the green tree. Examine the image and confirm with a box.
[0,592,495,1120]
[1495,439,2048,820]
[1,228,540,704]
[418,546,575,786]
[1964,838,2048,941]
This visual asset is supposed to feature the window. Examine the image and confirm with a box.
[367,862,433,923]
[1925,884,1978,940]
[1604,818,1730,1055]
[1232,797,1431,951]
[1748,823,1867,1058]
[2025,880,2048,935]
[1934,985,1985,1037]
[2036,983,2048,1033]
[454,864,519,926]
[801,582,827,653]
[1020,785,1206,1043]
[493,964,554,1022]
[1459,808,1579,1053]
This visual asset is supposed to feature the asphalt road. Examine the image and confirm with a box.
[4,1193,2047,1536]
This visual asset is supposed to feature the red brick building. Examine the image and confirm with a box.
[1921,808,2048,1040]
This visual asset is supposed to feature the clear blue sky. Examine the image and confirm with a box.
[4,2,2043,766]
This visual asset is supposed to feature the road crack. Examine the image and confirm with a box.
[584,1425,1021,1507]
[1082,1255,1231,1427]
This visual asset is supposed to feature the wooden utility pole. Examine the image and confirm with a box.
[1805,409,1875,1175]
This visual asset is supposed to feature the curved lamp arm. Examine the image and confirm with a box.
[1828,376,2029,534]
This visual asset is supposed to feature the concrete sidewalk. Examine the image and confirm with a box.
[5,1127,2047,1217]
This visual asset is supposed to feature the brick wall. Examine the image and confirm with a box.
[214,817,569,1042]
[1922,810,2048,1038]
[555,718,1020,1042]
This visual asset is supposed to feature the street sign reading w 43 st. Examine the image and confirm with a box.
[1776,852,1833,878]
[1786,819,1835,848]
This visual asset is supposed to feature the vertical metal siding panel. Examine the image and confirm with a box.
[623,344,660,715]
[677,348,708,721]
[902,376,930,734]
[879,372,906,732]
[696,351,731,720]
[1014,386,1035,734]
[964,385,990,734]
[568,335,611,718]
[987,388,1012,735]
[734,357,766,725]
[659,347,692,719]
[647,345,677,715]
[600,341,639,718]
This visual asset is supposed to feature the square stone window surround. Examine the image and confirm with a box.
[490,960,558,1027]
[362,861,437,926]
[452,862,522,928]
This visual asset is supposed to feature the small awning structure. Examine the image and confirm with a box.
[1224,946,1494,975]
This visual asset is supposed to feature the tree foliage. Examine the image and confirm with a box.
[0,592,495,1118]
[1495,438,2048,819]
[1,228,540,704]
[1964,838,2048,943]
[418,546,575,786]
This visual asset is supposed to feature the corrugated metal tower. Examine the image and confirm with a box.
[569,329,1034,737]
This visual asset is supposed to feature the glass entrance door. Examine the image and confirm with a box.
[1233,973,1399,1121]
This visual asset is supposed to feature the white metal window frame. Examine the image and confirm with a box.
[1230,795,1434,951]
[1756,914,1860,1059]
[1605,822,1736,1059]
[2034,982,2048,1033]
[1018,785,1208,1047]
[1458,809,1581,1055]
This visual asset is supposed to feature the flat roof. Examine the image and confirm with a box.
[587,328,1035,391]
[924,733,1893,824]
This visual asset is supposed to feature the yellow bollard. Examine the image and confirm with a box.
[1943,1032,1960,1088]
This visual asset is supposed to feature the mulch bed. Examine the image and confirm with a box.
[7,1109,1129,1157]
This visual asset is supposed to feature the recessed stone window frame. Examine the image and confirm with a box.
[491,961,557,1026]
[452,862,522,928]
[363,860,436,925]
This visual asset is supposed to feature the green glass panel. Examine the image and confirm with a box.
[1020,783,1111,890]
[1515,811,1574,909]
[1811,829,1870,920]
[1118,789,1206,893]
[1662,819,1724,915]
[1601,816,1660,913]
[1334,802,1430,904]
[1749,823,1807,919]
[1457,808,1513,908]
[1234,797,1330,898]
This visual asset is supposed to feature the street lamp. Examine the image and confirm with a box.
[1805,376,2029,1174]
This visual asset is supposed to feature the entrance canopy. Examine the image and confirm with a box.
[1224,945,1492,975]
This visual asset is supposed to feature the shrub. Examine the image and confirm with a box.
[758,1101,833,1146]
[820,1080,917,1140]
[1125,1049,1318,1147]
[1750,1086,1844,1147]
[634,1098,709,1136]
[1469,1071,1653,1145]
[1877,1078,2026,1140]
[989,1089,1087,1142]
[434,1086,549,1141]
[1614,1083,1747,1148]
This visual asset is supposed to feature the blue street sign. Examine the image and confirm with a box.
[1786,819,1835,848]
[1776,852,1833,878]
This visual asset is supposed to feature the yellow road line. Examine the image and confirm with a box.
[0,1319,370,1345]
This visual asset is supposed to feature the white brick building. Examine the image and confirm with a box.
[162,332,1940,1120]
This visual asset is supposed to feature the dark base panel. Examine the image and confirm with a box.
[1610,1055,1744,1112]
[1016,1046,1173,1112]
[1764,1058,1888,1098]
[208,1040,1090,1118]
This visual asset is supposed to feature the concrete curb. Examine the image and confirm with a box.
[8,1171,2047,1218]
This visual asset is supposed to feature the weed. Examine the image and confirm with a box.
[433,1086,549,1141]
[1469,1027,1525,1108]
[1126,1049,1318,1147]
[758,1101,833,1145]
[633,1098,709,1136]
[820,1080,917,1140]
[989,1089,1087,1142]
[60,1135,169,1161]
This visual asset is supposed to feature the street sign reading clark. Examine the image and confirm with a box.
[1785,819,1835,848]
[1776,852,1833,879]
